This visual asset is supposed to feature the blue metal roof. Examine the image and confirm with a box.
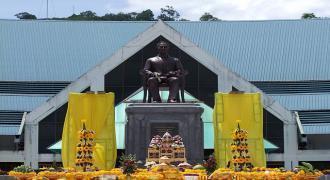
[303,123,330,134]
[270,93,330,111]
[0,95,50,111]
[1,19,330,135]
[0,125,19,135]
[168,20,330,81]
[1,20,330,81]
[0,20,153,81]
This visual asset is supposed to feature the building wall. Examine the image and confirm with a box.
[307,134,330,149]
[0,136,16,150]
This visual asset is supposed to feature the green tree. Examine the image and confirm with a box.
[15,12,37,19]
[157,5,180,21]
[102,12,134,21]
[200,12,219,21]
[102,13,116,21]
[301,13,317,19]
[80,11,97,18]
[136,9,154,21]
[68,10,100,20]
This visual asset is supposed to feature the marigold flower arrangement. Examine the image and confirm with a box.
[75,121,96,171]
[37,170,66,180]
[231,121,253,171]
[8,165,36,180]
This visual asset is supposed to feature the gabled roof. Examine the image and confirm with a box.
[0,95,50,111]
[0,20,153,81]
[1,19,329,134]
[303,123,330,134]
[23,20,293,125]
[271,93,330,111]
[168,19,330,81]
[1,19,330,81]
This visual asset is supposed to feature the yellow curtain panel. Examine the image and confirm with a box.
[213,93,266,168]
[62,93,116,170]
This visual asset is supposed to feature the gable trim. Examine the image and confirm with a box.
[26,20,293,124]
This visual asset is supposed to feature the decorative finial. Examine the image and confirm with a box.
[236,120,241,130]
[81,119,87,130]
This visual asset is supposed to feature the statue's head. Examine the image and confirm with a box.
[157,41,169,54]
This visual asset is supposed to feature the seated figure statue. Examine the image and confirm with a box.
[143,41,184,103]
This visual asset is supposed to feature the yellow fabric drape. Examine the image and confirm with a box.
[213,93,266,168]
[62,93,116,170]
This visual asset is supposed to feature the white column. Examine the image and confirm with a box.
[90,74,105,91]
[283,117,299,170]
[217,73,232,92]
[24,123,39,169]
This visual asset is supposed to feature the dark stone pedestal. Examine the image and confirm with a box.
[125,103,204,164]
[0,176,16,180]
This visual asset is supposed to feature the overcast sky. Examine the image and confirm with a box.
[1,0,330,21]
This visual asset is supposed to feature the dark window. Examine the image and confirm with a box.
[263,109,284,153]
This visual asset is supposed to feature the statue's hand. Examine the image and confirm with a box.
[154,72,161,77]
[147,72,155,77]
[167,71,177,77]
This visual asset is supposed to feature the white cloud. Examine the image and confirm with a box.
[2,0,330,20]
[105,0,330,20]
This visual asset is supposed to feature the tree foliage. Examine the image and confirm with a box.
[103,12,134,21]
[14,7,182,21]
[15,12,37,20]
[157,6,180,21]
[301,13,317,19]
[200,12,219,21]
[136,9,154,21]
[65,9,154,21]
[68,10,100,20]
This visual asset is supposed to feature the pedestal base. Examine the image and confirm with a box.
[125,103,204,164]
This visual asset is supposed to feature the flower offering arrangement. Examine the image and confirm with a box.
[231,121,253,171]
[75,121,96,171]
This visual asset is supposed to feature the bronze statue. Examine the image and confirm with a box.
[143,41,184,103]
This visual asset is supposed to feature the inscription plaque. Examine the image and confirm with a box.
[150,123,179,139]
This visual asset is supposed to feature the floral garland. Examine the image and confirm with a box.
[75,121,95,171]
[231,121,253,171]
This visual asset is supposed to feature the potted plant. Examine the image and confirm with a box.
[294,162,323,179]
[119,154,137,179]
[203,154,217,175]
